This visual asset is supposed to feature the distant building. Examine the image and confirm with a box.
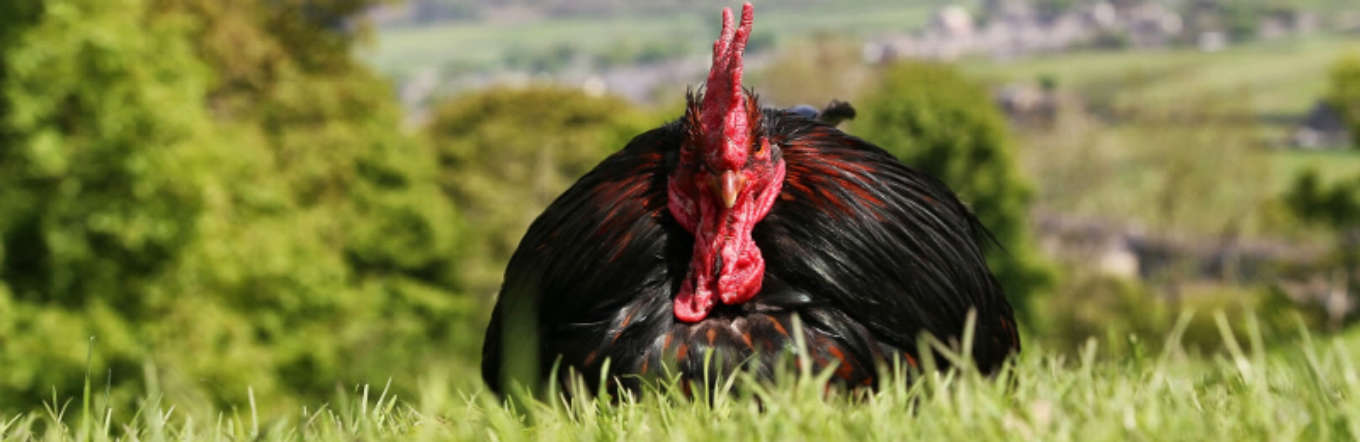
[866,0,1195,63]
[995,83,1059,127]
[933,6,975,38]
[1124,2,1183,47]
[1292,101,1353,150]
[864,0,1333,64]
[1259,9,1321,40]
[1036,212,1327,284]
[981,0,1036,24]
[1197,31,1227,52]
[1084,2,1118,30]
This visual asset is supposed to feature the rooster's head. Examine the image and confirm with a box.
[668,3,785,323]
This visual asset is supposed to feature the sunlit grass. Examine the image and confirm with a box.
[3,314,1358,441]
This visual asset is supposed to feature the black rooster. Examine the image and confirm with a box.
[482,3,1018,394]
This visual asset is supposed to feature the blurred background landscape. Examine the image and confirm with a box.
[2,0,1360,417]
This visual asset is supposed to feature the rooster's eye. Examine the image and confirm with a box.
[753,140,766,156]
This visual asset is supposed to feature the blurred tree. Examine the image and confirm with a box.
[756,34,872,109]
[150,0,470,409]
[157,0,463,284]
[1132,93,1270,239]
[425,87,652,299]
[0,0,216,410]
[1221,1,1264,42]
[1326,53,1360,149]
[0,0,473,414]
[852,62,1054,319]
[1285,169,1360,324]
[1288,55,1360,320]
[1035,266,1317,355]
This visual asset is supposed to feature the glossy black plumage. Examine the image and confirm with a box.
[481,108,1019,394]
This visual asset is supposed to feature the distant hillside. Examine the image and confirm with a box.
[368,0,954,27]
[357,0,1359,113]
[359,1,950,108]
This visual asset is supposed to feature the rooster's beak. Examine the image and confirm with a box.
[715,170,744,209]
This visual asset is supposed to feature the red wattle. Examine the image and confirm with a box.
[673,280,712,323]
[668,2,775,323]
[668,160,784,323]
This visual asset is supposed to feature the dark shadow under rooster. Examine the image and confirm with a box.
[482,3,1019,395]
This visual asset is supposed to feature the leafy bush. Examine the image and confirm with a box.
[1285,169,1360,324]
[0,0,219,410]
[1327,54,1360,149]
[755,35,872,108]
[852,62,1054,320]
[425,86,654,298]
[0,0,473,414]
[1032,267,1324,355]
[1288,170,1360,230]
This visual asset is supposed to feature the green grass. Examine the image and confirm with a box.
[1270,149,1360,189]
[964,35,1360,124]
[4,315,1359,441]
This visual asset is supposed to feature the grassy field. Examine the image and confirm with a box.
[1013,114,1360,234]
[964,35,1360,128]
[955,34,1360,238]
[1270,149,1360,187]
[3,315,1358,441]
[360,1,943,79]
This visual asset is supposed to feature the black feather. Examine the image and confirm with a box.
[817,100,856,126]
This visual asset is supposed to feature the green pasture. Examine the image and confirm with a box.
[965,36,1360,125]
[360,1,940,79]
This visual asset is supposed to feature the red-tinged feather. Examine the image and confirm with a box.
[781,141,888,218]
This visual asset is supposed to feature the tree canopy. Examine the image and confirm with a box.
[0,0,468,413]
[425,87,653,297]
[1326,53,1360,149]
[852,62,1054,318]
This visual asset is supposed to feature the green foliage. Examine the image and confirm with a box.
[1288,169,1360,230]
[1327,53,1360,149]
[1034,267,1326,354]
[1124,99,1271,236]
[0,0,216,408]
[1285,168,1360,312]
[0,0,474,415]
[425,86,653,297]
[852,62,1054,318]
[755,35,873,107]
[1222,1,1266,42]
[161,0,463,286]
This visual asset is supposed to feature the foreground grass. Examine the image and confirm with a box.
[3,315,1358,441]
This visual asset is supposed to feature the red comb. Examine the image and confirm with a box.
[700,3,754,170]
